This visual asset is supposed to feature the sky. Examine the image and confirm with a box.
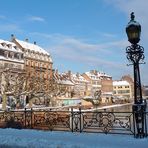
[0,0,148,84]
[0,128,148,148]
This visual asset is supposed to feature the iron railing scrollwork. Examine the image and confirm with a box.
[0,109,148,137]
[81,111,133,134]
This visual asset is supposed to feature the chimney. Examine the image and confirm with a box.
[25,38,29,42]
[55,69,58,75]
[68,70,71,79]
[11,34,15,41]
[76,72,79,77]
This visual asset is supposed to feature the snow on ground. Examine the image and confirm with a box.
[0,128,148,148]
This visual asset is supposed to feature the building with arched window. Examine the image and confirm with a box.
[11,35,53,93]
[0,35,53,109]
[0,39,25,110]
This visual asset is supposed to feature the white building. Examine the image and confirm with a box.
[0,39,24,70]
[70,72,89,97]
[83,70,112,96]
[113,80,132,100]
[0,35,54,109]
[0,39,25,109]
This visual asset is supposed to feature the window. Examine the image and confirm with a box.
[118,86,122,89]
[97,82,100,85]
[0,50,4,56]
[113,91,116,94]
[4,63,14,68]
[31,61,34,67]
[26,60,29,65]
[4,51,8,58]
[16,64,22,69]
[1,42,6,47]
[7,44,12,49]
[125,86,129,88]
[92,81,96,85]
[17,53,21,59]
[9,52,14,59]
[35,62,38,67]
[118,90,130,94]
[4,63,8,68]
[21,54,24,59]
[35,53,39,59]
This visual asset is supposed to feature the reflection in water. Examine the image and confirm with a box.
[101,101,148,112]
[98,104,132,112]
[111,105,132,112]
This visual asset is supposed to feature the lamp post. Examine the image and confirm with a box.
[126,12,146,137]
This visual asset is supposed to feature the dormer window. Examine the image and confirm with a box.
[13,46,19,50]
[7,44,12,49]
[4,51,8,58]
[1,42,6,47]
[9,52,14,59]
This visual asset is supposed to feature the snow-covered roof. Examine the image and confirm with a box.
[113,81,130,86]
[85,72,101,80]
[72,73,88,83]
[85,71,111,80]
[0,39,24,63]
[58,80,74,86]
[0,39,23,53]
[15,39,50,55]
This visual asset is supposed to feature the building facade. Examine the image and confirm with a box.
[113,80,132,102]
[0,39,25,109]
[11,35,53,94]
[0,35,53,109]
[121,75,134,98]
[83,70,112,96]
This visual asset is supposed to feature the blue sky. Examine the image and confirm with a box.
[0,0,148,84]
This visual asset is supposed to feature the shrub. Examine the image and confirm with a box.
[6,117,22,129]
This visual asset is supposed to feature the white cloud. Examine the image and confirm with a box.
[103,0,148,84]
[103,33,117,38]
[28,16,45,22]
[38,33,128,74]
[105,0,148,43]
[29,31,146,82]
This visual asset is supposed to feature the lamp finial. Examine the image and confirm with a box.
[131,12,135,21]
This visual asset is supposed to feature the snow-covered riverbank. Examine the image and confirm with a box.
[0,128,148,148]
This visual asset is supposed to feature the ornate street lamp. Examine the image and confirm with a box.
[126,12,146,137]
[126,12,141,45]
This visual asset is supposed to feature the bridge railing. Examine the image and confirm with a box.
[0,108,147,136]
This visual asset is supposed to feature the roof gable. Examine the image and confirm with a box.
[14,39,49,55]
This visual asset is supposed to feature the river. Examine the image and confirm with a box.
[94,100,148,112]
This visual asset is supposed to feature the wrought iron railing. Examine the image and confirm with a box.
[0,108,148,137]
